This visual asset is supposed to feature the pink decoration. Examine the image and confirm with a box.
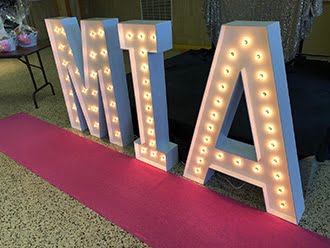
[0,40,11,52]
[0,113,329,248]
[17,33,32,45]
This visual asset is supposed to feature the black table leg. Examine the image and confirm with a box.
[36,51,55,96]
[22,52,55,108]
[24,55,39,108]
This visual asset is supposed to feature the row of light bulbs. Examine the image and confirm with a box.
[54,25,84,131]
[54,24,123,141]
[89,49,108,59]
[90,29,105,38]
[125,32,156,41]
[192,37,287,210]
[133,46,166,163]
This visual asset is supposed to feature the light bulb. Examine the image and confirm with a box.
[214,98,223,106]
[274,172,281,180]
[126,33,133,39]
[197,157,204,164]
[110,101,116,107]
[210,112,218,120]
[277,187,284,195]
[65,76,70,82]
[90,52,97,59]
[94,122,99,128]
[268,140,277,150]
[272,157,279,165]
[90,72,97,78]
[140,49,147,56]
[265,124,275,133]
[58,44,65,50]
[150,140,155,147]
[260,90,269,98]
[91,106,98,112]
[75,118,80,123]
[61,28,66,36]
[150,34,156,40]
[75,69,80,75]
[229,51,235,57]
[141,64,148,71]
[200,147,207,154]
[69,91,73,96]
[143,79,149,85]
[257,72,266,80]
[224,68,230,75]
[234,158,242,166]
[242,37,250,46]
[101,49,107,56]
[148,129,154,135]
[90,31,96,37]
[54,27,60,33]
[216,153,223,160]
[68,49,73,56]
[112,117,118,123]
[98,30,104,36]
[207,124,214,131]
[62,60,68,66]
[92,90,98,96]
[104,68,110,74]
[151,151,157,157]
[144,92,151,99]
[263,107,272,117]
[255,53,262,61]
[115,131,121,137]
[146,105,152,112]
[161,155,166,161]
[82,88,88,94]
[141,147,147,154]
[147,117,153,123]
[107,85,113,91]
[138,33,145,39]
[253,165,261,173]
[194,167,201,174]
[219,83,226,91]
[72,104,77,110]
[280,201,286,209]
[203,136,210,143]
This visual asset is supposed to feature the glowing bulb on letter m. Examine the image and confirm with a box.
[45,17,133,147]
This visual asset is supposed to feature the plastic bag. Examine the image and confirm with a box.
[2,0,37,47]
[0,16,17,52]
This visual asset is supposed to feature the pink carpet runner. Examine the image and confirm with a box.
[0,113,328,248]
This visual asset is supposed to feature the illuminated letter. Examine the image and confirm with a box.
[183,21,304,224]
[118,21,178,171]
[45,17,133,146]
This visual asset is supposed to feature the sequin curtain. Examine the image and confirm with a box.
[203,0,323,61]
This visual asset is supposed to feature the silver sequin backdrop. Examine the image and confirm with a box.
[204,0,323,61]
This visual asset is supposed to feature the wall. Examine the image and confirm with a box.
[56,0,70,16]
[86,0,211,49]
[302,2,330,56]
[32,0,328,55]
[27,0,59,40]
[87,0,141,20]
[172,0,210,48]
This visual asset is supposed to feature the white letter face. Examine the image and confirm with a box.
[118,21,178,171]
[184,21,304,224]
[45,17,133,146]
